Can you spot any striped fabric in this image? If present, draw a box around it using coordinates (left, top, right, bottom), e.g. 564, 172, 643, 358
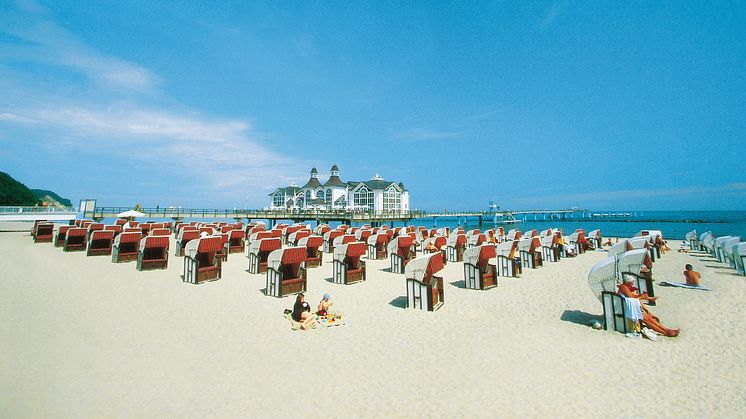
281, 247, 307, 264
105, 225, 122, 233
305, 236, 323, 248
346, 242, 366, 258
119, 232, 142, 243
88, 223, 104, 232
328, 231, 342, 241
456, 235, 467, 246
397, 236, 412, 248
67, 228, 87, 237
270, 229, 282, 238
478, 245, 496, 268
150, 228, 171, 236
426, 252, 445, 277
58, 226, 71, 234
143, 236, 170, 249
91, 230, 115, 240
342, 235, 356, 244
229, 230, 243, 239
197, 237, 223, 254
434, 237, 447, 248
260, 238, 282, 252
124, 228, 142, 234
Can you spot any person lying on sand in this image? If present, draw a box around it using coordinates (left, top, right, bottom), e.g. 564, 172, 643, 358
292, 293, 316, 330
684, 264, 701, 287
619, 276, 680, 337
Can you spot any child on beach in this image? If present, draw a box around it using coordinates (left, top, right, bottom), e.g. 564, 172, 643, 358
317, 293, 333, 316
683, 264, 702, 287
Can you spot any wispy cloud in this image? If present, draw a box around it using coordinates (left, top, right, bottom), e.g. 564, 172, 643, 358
392, 127, 465, 142
0, 0, 304, 204
537, 1, 568, 29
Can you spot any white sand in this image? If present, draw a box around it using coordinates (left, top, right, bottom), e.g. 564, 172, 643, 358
2, 232, 745, 417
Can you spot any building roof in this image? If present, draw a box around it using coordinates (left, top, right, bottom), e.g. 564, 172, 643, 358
330, 164, 339, 172
268, 185, 301, 196
323, 175, 346, 187
301, 177, 322, 189
348, 179, 403, 191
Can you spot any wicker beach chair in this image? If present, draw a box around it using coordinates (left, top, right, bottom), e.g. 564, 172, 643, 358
518, 236, 543, 269
174, 229, 200, 257
136, 235, 169, 271
388, 235, 414, 274
298, 235, 324, 268
332, 241, 367, 285
506, 229, 522, 241
721, 237, 742, 268
588, 256, 629, 334
445, 234, 467, 262
714, 236, 735, 263
463, 243, 497, 290
150, 228, 171, 237
63, 228, 88, 251
265, 247, 307, 297
33, 222, 54, 243
405, 252, 445, 311
566, 230, 586, 255
628, 237, 655, 262
540, 233, 561, 262
587, 229, 602, 249
607, 239, 633, 258
494, 240, 521, 277
332, 234, 356, 251
734, 242, 746, 276
288, 229, 311, 246
685, 230, 698, 251
112, 231, 142, 263
367, 233, 389, 260
104, 224, 122, 237
617, 249, 655, 305
86, 230, 115, 256
323, 230, 344, 253
228, 229, 245, 254
247, 237, 282, 274
54, 225, 71, 247
183, 236, 223, 284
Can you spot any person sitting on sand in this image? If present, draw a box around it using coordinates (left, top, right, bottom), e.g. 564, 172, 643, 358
619, 276, 680, 337
603, 238, 613, 247
683, 264, 701, 287
424, 240, 439, 253
292, 293, 316, 330
317, 293, 333, 316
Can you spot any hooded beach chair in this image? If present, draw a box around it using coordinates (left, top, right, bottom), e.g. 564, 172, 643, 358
607, 239, 633, 258
265, 247, 307, 297
405, 252, 445, 311
55, 225, 71, 247
587, 229, 602, 249
540, 234, 561, 262
627, 237, 654, 262
566, 231, 586, 255
63, 228, 88, 252
506, 229, 522, 241
150, 228, 171, 237
388, 235, 414, 274
112, 231, 142, 263
714, 236, 734, 263
299, 235, 324, 268
700, 232, 716, 256
616, 249, 655, 305
494, 240, 521, 277
734, 242, 746, 276
183, 236, 223, 283
247, 237, 282, 274
445, 234, 467, 262
136, 235, 170, 271
33, 222, 54, 243
333, 234, 356, 251
332, 241, 367, 285
175, 229, 200, 257
288, 230, 311, 246
314, 223, 331, 236
517, 236, 543, 269
588, 256, 630, 334
227, 229, 245, 254
246, 230, 273, 249
355, 228, 373, 243
685, 230, 698, 251
463, 243, 497, 290
467, 233, 487, 249
104, 225, 122, 236
86, 230, 115, 256
721, 237, 742, 268
367, 233, 389, 260
323, 230, 344, 253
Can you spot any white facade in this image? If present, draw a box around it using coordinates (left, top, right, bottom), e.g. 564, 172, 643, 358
268, 166, 410, 212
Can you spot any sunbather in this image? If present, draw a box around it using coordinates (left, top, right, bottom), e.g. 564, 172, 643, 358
424, 240, 439, 253
619, 276, 679, 337
683, 264, 701, 286
292, 293, 316, 330
603, 239, 613, 247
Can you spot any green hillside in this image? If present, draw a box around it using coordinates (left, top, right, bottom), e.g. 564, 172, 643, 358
0, 172, 41, 206
31, 189, 73, 207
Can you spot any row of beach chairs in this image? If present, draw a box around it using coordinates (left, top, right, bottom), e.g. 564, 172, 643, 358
687, 230, 745, 275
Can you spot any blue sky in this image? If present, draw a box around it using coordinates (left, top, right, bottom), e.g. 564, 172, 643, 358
1, 0, 744, 211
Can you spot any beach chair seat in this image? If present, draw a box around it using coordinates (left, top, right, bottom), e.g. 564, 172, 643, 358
63, 228, 88, 251
183, 236, 223, 283
136, 235, 169, 271
228, 229, 245, 254
112, 232, 142, 262
332, 242, 367, 285
518, 236, 543, 269
388, 235, 414, 274
247, 238, 282, 274
33, 222, 54, 243
495, 240, 521, 277
54, 225, 71, 247
87, 230, 115, 256
463, 244, 497, 290
299, 235, 324, 268
367, 233, 389, 260
175, 230, 200, 257
405, 252, 445, 311
445, 234, 467, 262
265, 247, 307, 297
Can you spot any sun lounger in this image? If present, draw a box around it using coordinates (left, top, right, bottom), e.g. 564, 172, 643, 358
54, 225, 71, 247
388, 235, 414, 274
265, 247, 307, 297
136, 235, 169, 271
64, 228, 88, 251
367, 233, 389, 260
332, 241, 367, 285
86, 230, 115, 256
33, 222, 54, 243
405, 252, 445, 311
183, 236, 223, 283
112, 232, 142, 262
494, 240, 520, 277
247, 237, 282, 274
463, 243, 497, 290
518, 236, 543, 269
298, 235, 324, 268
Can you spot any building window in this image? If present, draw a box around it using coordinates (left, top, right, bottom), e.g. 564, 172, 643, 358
305, 190, 311, 202
316, 190, 324, 201
296, 197, 304, 208
325, 189, 332, 206
383, 186, 401, 211
353, 187, 374, 210
273, 192, 285, 208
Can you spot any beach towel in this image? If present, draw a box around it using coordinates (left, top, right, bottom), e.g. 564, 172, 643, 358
316, 314, 346, 328
620, 295, 643, 322
659, 281, 711, 291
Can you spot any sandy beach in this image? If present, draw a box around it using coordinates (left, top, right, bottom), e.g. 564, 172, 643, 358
2, 230, 745, 417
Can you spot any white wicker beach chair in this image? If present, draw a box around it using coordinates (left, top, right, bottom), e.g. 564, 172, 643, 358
405, 252, 445, 311
332, 242, 367, 285
463, 244, 497, 290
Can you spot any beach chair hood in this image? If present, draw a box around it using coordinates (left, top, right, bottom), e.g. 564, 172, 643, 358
405, 252, 445, 283
588, 256, 619, 303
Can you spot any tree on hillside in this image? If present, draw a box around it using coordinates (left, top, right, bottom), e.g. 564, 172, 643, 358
0, 172, 42, 206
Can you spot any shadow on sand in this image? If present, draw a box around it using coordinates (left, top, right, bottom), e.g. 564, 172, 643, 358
389, 296, 408, 309
560, 309, 603, 328
449, 280, 465, 288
